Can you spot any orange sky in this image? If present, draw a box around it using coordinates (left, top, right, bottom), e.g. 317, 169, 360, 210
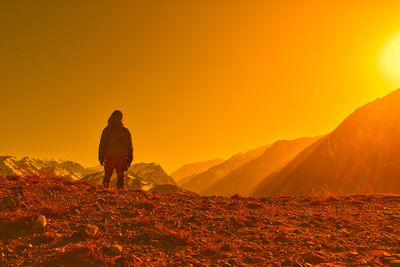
1, 1, 400, 172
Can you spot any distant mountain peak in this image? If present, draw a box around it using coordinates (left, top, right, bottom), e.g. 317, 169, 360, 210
0, 156, 96, 180
180, 144, 270, 194
170, 158, 225, 182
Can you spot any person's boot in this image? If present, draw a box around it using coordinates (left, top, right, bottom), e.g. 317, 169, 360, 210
117, 182, 124, 190
116, 178, 124, 190
103, 181, 110, 189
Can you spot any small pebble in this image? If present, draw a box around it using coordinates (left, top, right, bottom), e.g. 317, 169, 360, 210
110, 244, 123, 255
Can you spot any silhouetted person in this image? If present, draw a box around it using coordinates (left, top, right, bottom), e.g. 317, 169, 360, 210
98, 110, 133, 189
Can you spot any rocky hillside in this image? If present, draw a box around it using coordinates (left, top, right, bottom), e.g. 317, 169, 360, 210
0, 156, 96, 180
80, 163, 176, 191
254, 89, 400, 197
1, 175, 400, 266
180, 145, 269, 194
170, 159, 224, 183
202, 137, 320, 197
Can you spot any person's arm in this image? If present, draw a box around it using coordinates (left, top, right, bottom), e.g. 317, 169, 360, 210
126, 129, 134, 167
98, 129, 108, 166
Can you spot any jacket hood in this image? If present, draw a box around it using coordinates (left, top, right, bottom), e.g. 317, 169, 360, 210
108, 110, 124, 127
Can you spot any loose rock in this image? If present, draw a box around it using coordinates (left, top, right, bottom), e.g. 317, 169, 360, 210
33, 215, 47, 229
110, 244, 123, 255
84, 224, 98, 238
384, 252, 393, 257
302, 252, 324, 264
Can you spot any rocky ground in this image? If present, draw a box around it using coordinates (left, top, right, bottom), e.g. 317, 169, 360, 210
0, 176, 400, 266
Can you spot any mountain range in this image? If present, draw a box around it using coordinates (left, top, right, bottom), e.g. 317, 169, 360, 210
170, 158, 224, 183
178, 145, 269, 194
3, 89, 400, 197
201, 137, 320, 196
0, 156, 98, 180
253, 89, 400, 196
0, 156, 179, 192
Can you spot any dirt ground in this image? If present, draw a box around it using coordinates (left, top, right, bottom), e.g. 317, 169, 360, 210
0, 175, 399, 266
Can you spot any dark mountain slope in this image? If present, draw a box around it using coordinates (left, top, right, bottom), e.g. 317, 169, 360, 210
181, 145, 269, 194
170, 159, 224, 183
254, 89, 400, 196
202, 137, 320, 196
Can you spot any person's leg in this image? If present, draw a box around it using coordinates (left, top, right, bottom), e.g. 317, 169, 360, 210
116, 170, 125, 190
103, 159, 115, 189
116, 156, 127, 190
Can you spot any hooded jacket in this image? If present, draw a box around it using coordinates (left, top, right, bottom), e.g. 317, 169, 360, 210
98, 113, 134, 164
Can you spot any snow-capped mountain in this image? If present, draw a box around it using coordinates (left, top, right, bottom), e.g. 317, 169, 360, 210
0, 156, 98, 180
80, 162, 177, 190
0, 156, 180, 192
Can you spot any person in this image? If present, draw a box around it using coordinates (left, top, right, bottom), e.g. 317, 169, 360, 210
98, 110, 133, 189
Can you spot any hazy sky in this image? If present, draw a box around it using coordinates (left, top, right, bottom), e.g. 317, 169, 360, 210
1, 1, 400, 172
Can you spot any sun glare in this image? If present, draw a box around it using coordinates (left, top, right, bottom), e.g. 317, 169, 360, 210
380, 32, 400, 83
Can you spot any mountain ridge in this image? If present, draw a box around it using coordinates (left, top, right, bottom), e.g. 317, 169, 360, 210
0, 156, 180, 192
0, 156, 97, 180
170, 158, 225, 183
201, 137, 320, 196
253, 88, 400, 196
180, 145, 269, 194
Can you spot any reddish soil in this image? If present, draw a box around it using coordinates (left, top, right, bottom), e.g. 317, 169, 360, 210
0, 176, 400, 266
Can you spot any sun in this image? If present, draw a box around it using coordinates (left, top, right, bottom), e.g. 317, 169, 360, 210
380, 32, 400, 83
